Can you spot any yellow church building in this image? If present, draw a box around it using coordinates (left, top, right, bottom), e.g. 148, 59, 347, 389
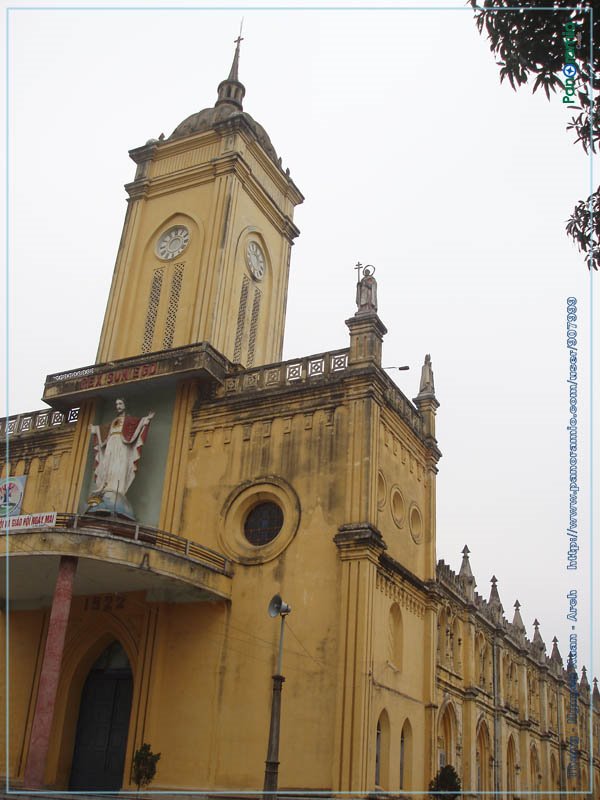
2, 41, 599, 797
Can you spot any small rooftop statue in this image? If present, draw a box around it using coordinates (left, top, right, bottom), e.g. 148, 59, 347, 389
419, 354, 435, 395
355, 263, 378, 315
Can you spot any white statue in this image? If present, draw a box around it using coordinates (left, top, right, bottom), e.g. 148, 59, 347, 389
418, 354, 435, 395
355, 270, 378, 314
88, 398, 154, 517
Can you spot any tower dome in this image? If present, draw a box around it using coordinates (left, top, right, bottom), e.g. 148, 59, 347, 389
169, 36, 279, 164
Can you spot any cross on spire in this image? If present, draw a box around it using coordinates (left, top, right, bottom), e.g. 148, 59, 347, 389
235, 19, 244, 48
216, 30, 246, 110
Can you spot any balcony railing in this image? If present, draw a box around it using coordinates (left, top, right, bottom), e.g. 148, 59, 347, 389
219, 349, 350, 396
0, 407, 80, 437
29, 513, 233, 577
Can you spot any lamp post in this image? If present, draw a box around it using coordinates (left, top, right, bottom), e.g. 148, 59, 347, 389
263, 594, 291, 800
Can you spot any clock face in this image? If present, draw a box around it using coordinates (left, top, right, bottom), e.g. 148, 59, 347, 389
156, 226, 190, 260
246, 241, 265, 280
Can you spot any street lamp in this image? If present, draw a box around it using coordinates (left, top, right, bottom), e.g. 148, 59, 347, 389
263, 594, 291, 800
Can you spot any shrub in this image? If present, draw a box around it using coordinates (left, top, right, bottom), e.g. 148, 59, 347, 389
132, 742, 161, 791
429, 764, 461, 799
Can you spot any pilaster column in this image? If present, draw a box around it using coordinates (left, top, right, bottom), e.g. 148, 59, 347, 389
23, 556, 78, 788
332, 524, 386, 794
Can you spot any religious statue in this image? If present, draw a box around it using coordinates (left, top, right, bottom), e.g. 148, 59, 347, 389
418, 354, 435, 396
86, 398, 155, 519
355, 264, 378, 314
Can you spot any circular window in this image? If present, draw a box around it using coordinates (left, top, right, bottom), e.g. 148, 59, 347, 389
219, 477, 300, 565
390, 486, 406, 528
409, 503, 423, 544
244, 502, 283, 546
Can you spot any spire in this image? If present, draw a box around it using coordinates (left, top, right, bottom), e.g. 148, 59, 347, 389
567, 649, 576, 673
216, 31, 246, 110
593, 677, 599, 707
459, 545, 474, 579
511, 599, 526, 638
228, 29, 242, 81
550, 636, 563, 667
531, 618, 546, 661
458, 545, 476, 601
488, 575, 504, 623
413, 352, 440, 442
580, 665, 590, 690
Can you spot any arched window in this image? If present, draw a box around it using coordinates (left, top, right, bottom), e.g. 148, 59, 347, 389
503, 656, 513, 706
527, 670, 539, 720
388, 603, 403, 670
399, 718, 413, 790
437, 703, 457, 768
506, 735, 517, 796
375, 710, 390, 789
550, 753, 559, 791
476, 633, 491, 691
452, 617, 462, 673
375, 721, 381, 787
438, 608, 448, 667
530, 745, 541, 790
476, 719, 491, 791
400, 728, 405, 788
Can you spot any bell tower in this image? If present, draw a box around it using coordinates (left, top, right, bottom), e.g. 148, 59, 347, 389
96, 38, 303, 367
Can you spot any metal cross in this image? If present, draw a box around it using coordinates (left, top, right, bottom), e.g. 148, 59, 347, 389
235, 18, 244, 46
354, 261, 364, 280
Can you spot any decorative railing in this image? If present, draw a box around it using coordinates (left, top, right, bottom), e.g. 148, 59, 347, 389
34, 512, 233, 577
0, 407, 80, 437
220, 349, 349, 396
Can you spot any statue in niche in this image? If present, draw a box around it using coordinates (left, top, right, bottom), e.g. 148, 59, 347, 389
86, 398, 155, 519
355, 264, 378, 314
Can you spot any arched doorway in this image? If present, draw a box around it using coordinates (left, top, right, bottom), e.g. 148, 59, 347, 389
69, 641, 133, 790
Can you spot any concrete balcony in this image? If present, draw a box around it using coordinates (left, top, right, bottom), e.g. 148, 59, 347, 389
2, 513, 233, 609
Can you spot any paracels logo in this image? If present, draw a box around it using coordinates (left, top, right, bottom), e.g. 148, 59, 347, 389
0, 478, 26, 516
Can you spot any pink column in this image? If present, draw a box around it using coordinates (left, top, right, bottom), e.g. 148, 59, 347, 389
23, 556, 78, 789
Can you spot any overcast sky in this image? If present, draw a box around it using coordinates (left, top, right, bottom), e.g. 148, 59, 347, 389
2, 2, 598, 675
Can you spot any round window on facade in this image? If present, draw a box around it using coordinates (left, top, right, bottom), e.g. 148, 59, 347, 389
409, 504, 424, 544
244, 502, 284, 546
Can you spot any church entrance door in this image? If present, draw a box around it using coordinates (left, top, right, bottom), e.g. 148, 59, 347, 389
69, 641, 133, 791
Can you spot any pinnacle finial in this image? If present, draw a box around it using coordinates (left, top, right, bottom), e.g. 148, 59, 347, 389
458, 545, 474, 584
216, 31, 246, 110
229, 20, 244, 81
550, 636, 563, 666
512, 600, 525, 634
